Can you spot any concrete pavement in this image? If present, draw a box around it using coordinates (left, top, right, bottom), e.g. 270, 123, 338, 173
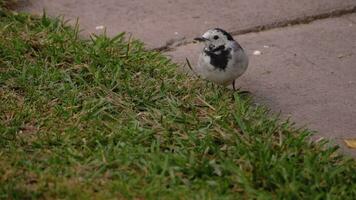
17, 1, 356, 156
18, 0, 356, 49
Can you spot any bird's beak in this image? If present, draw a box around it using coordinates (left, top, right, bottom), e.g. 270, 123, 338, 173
194, 37, 208, 42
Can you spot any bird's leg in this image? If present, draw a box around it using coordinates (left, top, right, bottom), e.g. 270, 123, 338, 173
232, 80, 236, 91
232, 80, 251, 95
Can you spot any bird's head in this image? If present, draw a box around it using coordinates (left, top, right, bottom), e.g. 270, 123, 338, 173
194, 28, 235, 51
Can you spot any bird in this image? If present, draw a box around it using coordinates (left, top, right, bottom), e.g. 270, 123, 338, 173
193, 28, 248, 91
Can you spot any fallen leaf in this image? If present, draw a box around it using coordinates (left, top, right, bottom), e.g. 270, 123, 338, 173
337, 53, 352, 59
344, 139, 356, 149
338, 54, 345, 59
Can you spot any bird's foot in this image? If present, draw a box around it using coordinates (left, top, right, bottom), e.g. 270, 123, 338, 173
231, 80, 250, 95
236, 90, 251, 95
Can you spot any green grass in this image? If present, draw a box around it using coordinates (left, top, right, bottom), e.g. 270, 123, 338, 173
0, 8, 356, 200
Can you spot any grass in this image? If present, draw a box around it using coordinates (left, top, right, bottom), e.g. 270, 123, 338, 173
0, 6, 356, 200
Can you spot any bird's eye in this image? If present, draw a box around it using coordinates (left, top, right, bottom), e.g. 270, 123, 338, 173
213, 35, 219, 40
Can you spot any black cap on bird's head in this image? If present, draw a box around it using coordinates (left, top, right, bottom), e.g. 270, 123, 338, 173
212, 28, 234, 41
194, 28, 235, 51
194, 28, 234, 43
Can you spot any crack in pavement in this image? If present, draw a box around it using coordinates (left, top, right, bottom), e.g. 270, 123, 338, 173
154, 5, 356, 53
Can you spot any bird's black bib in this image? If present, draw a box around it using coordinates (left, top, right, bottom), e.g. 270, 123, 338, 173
204, 45, 232, 71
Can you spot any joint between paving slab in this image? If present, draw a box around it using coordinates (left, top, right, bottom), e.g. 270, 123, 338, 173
154, 5, 356, 52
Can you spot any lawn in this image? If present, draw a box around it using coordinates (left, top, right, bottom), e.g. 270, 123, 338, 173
0, 4, 356, 200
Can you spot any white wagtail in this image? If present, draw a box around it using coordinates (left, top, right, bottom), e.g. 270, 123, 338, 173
193, 28, 248, 90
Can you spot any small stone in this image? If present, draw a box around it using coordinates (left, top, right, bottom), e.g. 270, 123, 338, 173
95, 25, 105, 30
262, 70, 271, 75
253, 50, 262, 55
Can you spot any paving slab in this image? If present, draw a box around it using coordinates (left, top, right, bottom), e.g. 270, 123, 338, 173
17, 0, 356, 49
166, 14, 356, 157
